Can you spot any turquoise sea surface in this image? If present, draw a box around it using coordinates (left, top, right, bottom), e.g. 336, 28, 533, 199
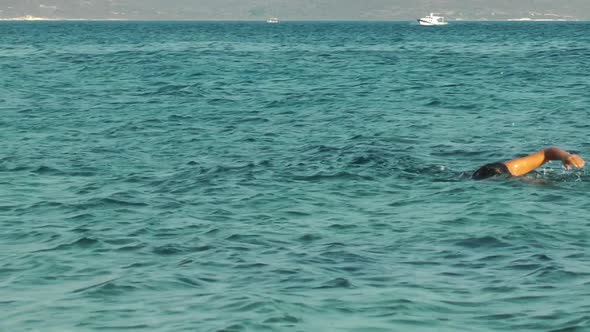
1, 21, 590, 331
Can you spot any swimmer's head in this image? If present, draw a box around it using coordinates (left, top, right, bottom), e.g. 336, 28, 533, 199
472, 162, 510, 180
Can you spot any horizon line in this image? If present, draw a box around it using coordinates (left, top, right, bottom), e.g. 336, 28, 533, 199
0, 18, 587, 22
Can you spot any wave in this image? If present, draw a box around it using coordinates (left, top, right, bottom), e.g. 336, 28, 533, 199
315, 277, 353, 289
35, 237, 100, 252
454, 236, 511, 249
292, 171, 374, 182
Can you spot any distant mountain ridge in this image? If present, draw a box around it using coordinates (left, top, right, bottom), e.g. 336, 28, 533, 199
1, 0, 589, 20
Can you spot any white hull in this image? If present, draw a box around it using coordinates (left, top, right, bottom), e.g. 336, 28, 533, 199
418, 19, 448, 26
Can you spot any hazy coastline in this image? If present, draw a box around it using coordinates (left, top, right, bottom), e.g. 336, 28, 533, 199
0, 15, 583, 22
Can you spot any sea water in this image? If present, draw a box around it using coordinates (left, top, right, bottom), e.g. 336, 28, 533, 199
1, 21, 590, 331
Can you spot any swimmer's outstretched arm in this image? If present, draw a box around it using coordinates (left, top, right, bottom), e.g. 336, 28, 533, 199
504, 147, 585, 176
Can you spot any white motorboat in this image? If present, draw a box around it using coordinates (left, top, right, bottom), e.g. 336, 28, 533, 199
266, 17, 280, 24
417, 13, 448, 26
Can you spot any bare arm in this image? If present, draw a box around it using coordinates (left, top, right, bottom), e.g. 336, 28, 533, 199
504, 147, 585, 177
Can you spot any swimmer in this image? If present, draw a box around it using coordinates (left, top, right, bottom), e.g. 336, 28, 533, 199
473, 147, 585, 180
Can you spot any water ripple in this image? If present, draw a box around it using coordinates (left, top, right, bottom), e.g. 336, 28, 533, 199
1, 21, 589, 332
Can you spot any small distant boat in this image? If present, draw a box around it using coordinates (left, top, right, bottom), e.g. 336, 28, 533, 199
266, 17, 280, 24
417, 13, 448, 26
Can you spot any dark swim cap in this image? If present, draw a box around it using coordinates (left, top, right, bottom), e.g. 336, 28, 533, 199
472, 162, 510, 180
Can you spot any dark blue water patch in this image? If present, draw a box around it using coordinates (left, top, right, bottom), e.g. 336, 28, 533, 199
33, 237, 101, 253
292, 171, 374, 182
